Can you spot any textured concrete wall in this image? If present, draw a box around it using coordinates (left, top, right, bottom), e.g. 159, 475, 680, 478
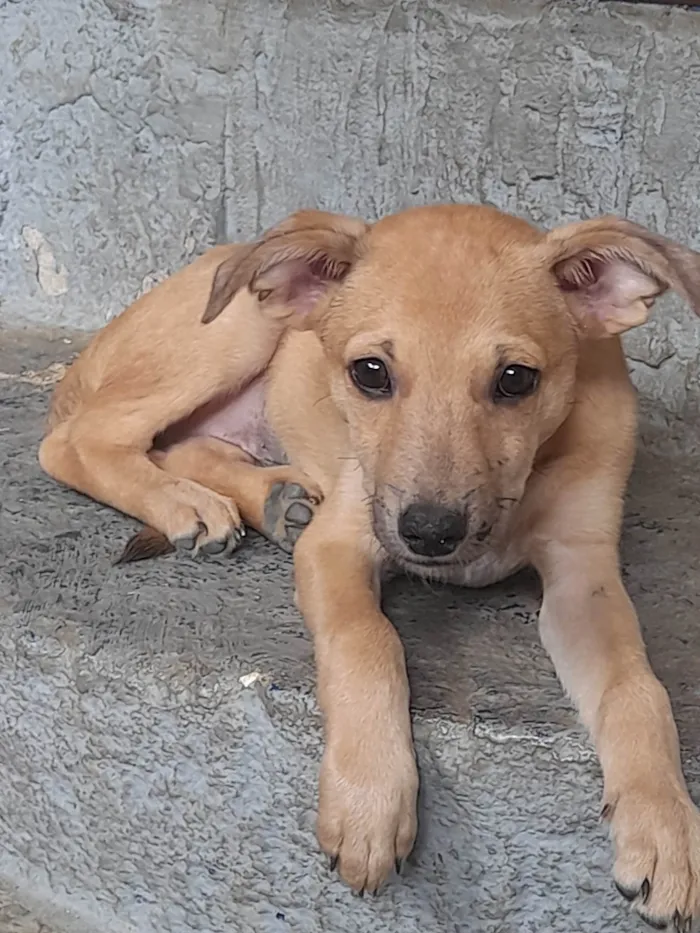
1, 0, 700, 416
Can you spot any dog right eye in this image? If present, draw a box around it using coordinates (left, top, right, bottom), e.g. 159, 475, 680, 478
348, 357, 393, 399
493, 363, 540, 402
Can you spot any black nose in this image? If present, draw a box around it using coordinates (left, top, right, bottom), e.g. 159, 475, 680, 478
398, 502, 467, 558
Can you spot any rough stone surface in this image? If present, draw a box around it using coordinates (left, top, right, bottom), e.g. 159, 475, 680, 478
2, 0, 700, 414
1, 331, 699, 932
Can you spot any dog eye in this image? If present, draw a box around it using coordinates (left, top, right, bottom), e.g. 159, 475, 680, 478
494, 364, 540, 401
349, 357, 393, 398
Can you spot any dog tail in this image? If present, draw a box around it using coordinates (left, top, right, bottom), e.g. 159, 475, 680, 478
115, 526, 175, 565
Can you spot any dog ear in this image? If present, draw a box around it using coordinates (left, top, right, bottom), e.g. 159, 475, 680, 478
544, 217, 700, 338
202, 211, 368, 324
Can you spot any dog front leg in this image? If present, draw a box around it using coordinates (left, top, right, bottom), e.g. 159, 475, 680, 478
535, 542, 700, 929
294, 482, 418, 894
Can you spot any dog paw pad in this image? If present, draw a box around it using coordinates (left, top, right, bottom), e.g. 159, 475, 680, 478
263, 482, 317, 552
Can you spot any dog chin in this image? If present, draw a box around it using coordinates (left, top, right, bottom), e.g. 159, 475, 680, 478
378, 539, 464, 580
396, 554, 457, 573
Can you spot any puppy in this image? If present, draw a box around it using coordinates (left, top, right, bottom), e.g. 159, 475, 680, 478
41, 204, 700, 927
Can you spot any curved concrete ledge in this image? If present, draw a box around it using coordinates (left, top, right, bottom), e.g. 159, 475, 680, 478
0, 331, 698, 932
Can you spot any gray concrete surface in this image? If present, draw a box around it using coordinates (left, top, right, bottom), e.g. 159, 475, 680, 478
2, 0, 700, 415
1, 331, 700, 932
3, 0, 700, 930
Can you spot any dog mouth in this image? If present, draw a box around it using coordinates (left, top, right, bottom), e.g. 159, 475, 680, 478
393, 554, 462, 576
391, 549, 460, 568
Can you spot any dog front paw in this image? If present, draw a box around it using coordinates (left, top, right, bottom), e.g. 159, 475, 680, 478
605, 783, 700, 929
317, 734, 418, 895
262, 477, 322, 552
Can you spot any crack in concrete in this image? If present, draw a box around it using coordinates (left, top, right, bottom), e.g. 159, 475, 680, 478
627, 351, 677, 371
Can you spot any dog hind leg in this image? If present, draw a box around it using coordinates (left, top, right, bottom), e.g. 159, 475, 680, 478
40, 407, 244, 560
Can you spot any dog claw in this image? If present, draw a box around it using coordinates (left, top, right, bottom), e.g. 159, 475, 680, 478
329, 855, 338, 873
638, 913, 668, 931
615, 881, 638, 902
640, 878, 651, 905
174, 522, 207, 552
600, 802, 614, 822
395, 858, 404, 876
198, 524, 245, 558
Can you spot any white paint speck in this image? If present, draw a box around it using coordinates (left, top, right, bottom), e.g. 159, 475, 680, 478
137, 270, 168, 299
239, 671, 263, 688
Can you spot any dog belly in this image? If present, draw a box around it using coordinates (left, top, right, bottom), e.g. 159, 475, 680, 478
155, 374, 288, 466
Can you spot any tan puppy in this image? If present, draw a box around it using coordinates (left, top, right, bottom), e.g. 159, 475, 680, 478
41, 205, 700, 927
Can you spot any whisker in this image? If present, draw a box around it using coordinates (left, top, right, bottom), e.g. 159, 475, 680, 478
417, 573, 441, 594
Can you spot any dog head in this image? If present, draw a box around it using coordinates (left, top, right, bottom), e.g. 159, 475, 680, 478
205, 204, 700, 572
312, 204, 700, 571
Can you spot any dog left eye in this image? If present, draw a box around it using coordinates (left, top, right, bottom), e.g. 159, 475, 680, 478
349, 357, 393, 398
494, 364, 540, 401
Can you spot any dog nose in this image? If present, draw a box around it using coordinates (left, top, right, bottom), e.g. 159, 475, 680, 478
398, 502, 467, 557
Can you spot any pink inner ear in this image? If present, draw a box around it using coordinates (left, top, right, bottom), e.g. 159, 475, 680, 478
265, 255, 350, 317
596, 259, 659, 307
287, 274, 332, 315
556, 253, 661, 334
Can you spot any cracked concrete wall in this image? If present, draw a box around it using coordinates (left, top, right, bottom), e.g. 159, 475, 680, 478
1, 0, 700, 416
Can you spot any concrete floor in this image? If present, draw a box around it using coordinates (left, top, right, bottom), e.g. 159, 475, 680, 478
1, 330, 699, 933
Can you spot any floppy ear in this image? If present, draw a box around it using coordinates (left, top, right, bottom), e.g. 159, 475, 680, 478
544, 217, 700, 338
202, 210, 368, 324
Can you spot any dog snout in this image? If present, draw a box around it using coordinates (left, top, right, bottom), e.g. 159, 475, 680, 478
397, 502, 467, 558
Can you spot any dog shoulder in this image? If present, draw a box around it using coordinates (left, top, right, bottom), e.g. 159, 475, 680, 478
533, 336, 638, 495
